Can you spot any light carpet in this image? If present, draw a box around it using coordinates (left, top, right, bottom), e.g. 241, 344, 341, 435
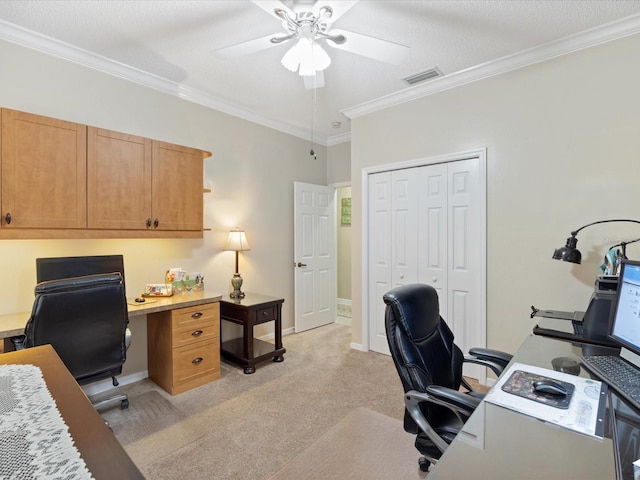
268, 407, 427, 480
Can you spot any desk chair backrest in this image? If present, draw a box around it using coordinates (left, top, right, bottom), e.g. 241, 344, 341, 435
383, 283, 464, 432
24, 273, 128, 385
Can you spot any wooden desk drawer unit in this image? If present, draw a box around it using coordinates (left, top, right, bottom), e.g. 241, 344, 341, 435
147, 302, 220, 395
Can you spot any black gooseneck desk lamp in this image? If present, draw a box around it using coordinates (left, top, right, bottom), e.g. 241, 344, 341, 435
552, 219, 640, 264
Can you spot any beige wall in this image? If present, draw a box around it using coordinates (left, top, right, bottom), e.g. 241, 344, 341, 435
0, 40, 327, 377
336, 186, 352, 300
350, 33, 640, 353
327, 141, 351, 184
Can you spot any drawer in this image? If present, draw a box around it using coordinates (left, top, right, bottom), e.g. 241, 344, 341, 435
254, 305, 277, 324
174, 340, 220, 386
172, 303, 219, 330
172, 322, 219, 348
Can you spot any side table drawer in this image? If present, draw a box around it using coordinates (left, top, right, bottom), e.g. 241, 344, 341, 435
174, 340, 220, 389
255, 305, 277, 324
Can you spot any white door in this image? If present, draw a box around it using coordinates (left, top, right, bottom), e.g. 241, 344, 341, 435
368, 155, 486, 382
368, 172, 392, 354
368, 169, 420, 354
294, 182, 336, 332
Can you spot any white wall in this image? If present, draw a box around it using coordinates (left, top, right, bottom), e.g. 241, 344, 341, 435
350, 33, 640, 353
0, 40, 327, 376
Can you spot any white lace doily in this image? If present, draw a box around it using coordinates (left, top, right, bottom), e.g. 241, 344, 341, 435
0, 364, 93, 479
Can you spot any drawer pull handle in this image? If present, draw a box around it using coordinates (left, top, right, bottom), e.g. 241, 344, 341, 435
192, 357, 203, 365
192, 329, 203, 337
191, 312, 203, 319
263, 311, 268, 316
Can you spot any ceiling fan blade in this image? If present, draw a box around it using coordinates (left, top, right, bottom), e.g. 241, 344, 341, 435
327, 29, 410, 65
212, 33, 281, 59
250, 0, 295, 21
313, 1, 359, 23
303, 71, 325, 90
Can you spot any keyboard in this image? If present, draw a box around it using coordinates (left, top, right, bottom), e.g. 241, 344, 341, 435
581, 355, 640, 411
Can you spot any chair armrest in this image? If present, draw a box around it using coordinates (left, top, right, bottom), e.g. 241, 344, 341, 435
425, 385, 481, 413
404, 388, 480, 454
466, 348, 513, 375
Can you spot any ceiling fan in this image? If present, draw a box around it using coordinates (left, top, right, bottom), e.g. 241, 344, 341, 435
213, 0, 410, 88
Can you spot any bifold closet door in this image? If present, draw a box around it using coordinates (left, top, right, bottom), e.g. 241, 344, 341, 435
368, 158, 483, 372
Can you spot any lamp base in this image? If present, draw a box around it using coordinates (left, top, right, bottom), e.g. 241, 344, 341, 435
230, 273, 245, 299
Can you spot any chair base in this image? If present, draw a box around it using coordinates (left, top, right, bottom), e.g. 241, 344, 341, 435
418, 456, 431, 472
89, 389, 129, 411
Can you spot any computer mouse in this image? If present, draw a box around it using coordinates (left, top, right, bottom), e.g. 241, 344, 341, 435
533, 380, 568, 396
134, 297, 146, 303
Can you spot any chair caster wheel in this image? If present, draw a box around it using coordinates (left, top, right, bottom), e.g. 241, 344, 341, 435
120, 398, 129, 409
418, 457, 430, 472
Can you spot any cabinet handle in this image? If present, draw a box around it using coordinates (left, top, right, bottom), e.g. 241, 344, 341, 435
263, 311, 268, 316
192, 357, 203, 364
191, 312, 203, 319
146, 218, 152, 228
154, 218, 159, 228
5, 213, 11, 225
192, 329, 203, 337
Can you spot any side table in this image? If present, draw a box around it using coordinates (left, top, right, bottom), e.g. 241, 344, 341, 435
219, 293, 285, 374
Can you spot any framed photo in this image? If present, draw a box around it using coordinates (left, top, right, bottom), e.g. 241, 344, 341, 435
341, 197, 351, 225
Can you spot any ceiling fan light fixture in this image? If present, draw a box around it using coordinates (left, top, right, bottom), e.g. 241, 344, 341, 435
281, 37, 331, 76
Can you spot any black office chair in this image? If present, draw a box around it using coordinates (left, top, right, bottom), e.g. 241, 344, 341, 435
24, 273, 131, 410
383, 283, 512, 472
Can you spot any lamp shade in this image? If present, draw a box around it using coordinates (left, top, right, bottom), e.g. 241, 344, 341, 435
225, 229, 250, 252
552, 235, 582, 264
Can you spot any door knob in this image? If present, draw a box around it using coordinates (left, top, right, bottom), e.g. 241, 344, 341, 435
433, 277, 438, 282
297, 262, 307, 267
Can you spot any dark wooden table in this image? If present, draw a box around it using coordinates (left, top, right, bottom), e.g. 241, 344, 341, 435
0, 345, 144, 479
219, 293, 285, 374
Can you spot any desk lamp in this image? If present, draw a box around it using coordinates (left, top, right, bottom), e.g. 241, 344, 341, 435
225, 228, 250, 299
552, 219, 640, 264
607, 237, 640, 260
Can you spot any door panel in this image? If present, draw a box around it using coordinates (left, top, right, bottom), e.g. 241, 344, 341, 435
294, 182, 336, 332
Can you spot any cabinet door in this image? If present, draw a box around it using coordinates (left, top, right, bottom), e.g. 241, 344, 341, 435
151, 141, 203, 231
87, 127, 152, 230
1, 109, 87, 229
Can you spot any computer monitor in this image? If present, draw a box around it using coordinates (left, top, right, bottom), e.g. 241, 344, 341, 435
36, 254, 126, 293
609, 259, 640, 367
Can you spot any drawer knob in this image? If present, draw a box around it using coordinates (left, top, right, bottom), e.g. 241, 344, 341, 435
263, 311, 268, 316
192, 357, 203, 365
192, 329, 203, 337
192, 312, 203, 319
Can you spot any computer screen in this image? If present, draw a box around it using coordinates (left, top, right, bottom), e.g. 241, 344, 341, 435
610, 259, 640, 359
36, 254, 126, 293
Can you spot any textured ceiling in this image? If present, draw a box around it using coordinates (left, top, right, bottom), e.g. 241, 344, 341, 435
1, 0, 640, 144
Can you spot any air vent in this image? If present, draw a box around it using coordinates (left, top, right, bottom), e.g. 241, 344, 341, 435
403, 67, 443, 85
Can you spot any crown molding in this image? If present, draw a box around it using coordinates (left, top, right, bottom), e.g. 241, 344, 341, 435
0, 20, 325, 145
342, 14, 640, 120
326, 131, 351, 146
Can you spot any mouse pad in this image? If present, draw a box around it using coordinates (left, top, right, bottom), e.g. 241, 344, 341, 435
501, 370, 575, 409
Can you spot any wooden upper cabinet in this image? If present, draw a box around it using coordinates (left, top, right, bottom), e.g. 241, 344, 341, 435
1, 109, 87, 229
151, 141, 203, 232
87, 127, 152, 230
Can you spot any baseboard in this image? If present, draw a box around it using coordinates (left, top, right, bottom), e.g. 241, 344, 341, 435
257, 327, 295, 341
350, 342, 365, 351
